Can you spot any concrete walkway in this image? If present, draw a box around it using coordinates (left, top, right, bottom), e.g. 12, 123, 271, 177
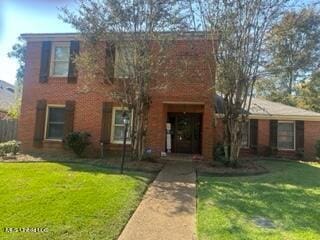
118, 161, 197, 240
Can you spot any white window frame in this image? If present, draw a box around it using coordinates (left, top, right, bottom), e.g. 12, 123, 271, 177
50, 42, 70, 77
241, 120, 250, 148
44, 104, 66, 141
277, 121, 296, 150
110, 107, 132, 144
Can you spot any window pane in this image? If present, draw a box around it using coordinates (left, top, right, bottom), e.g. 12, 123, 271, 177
278, 122, 294, 149
55, 46, 70, 61
53, 61, 69, 76
115, 46, 135, 78
114, 110, 131, 125
49, 108, 65, 122
241, 122, 249, 147
114, 126, 125, 141
47, 123, 64, 139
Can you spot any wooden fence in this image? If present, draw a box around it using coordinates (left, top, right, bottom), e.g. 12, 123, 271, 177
0, 119, 18, 142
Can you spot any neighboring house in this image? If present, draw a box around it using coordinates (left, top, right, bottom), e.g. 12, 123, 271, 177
19, 33, 320, 160
0, 80, 15, 119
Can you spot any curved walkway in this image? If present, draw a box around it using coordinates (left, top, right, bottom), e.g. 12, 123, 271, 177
118, 161, 197, 240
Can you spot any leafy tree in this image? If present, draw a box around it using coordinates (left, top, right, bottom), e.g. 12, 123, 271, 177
60, 0, 186, 160
257, 7, 320, 99
7, 37, 26, 119
191, 0, 288, 165
296, 71, 320, 112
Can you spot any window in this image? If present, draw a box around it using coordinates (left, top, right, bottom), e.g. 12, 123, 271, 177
45, 106, 65, 140
51, 43, 70, 77
277, 121, 295, 150
111, 108, 132, 144
114, 45, 136, 78
241, 121, 250, 147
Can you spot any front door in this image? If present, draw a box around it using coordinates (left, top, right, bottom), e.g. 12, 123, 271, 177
168, 113, 202, 154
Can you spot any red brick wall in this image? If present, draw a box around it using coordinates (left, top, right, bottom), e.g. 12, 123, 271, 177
19, 38, 216, 159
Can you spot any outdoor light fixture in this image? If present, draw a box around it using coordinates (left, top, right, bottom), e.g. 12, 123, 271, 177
120, 111, 129, 174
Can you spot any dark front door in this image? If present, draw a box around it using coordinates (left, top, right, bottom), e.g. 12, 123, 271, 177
168, 113, 202, 154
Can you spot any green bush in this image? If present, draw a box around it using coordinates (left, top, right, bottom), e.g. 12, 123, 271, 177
315, 140, 320, 160
0, 140, 20, 156
65, 132, 91, 157
213, 143, 230, 166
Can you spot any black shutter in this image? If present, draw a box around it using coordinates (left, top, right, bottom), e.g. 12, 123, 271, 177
33, 99, 47, 147
250, 119, 258, 150
105, 42, 116, 83
64, 100, 75, 138
269, 120, 278, 149
295, 121, 304, 151
100, 102, 113, 143
39, 41, 51, 83
68, 41, 80, 84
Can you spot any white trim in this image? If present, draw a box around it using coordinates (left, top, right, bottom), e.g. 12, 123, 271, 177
215, 113, 320, 121
110, 107, 132, 144
277, 120, 296, 151
44, 104, 66, 141
50, 42, 70, 77
163, 101, 205, 105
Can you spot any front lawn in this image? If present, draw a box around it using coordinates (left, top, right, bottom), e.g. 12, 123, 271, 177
0, 162, 152, 240
197, 160, 320, 240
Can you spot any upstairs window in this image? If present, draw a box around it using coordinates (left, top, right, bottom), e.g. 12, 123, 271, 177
278, 121, 295, 150
114, 45, 136, 78
51, 43, 70, 77
45, 106, 65, 140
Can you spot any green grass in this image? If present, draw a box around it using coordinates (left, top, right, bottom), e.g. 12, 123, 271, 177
0, 162, 152, 240
197, 160, 320, 240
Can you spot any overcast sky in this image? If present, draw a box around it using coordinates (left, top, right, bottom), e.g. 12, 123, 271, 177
0, 0, 317, 86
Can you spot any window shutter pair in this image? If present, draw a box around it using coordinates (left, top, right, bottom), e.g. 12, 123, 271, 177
33, 100, 75, 147
100, 102, 113, 144
39, 41, 80, 83
105, 42, 116, 84
249, 119, 258, 151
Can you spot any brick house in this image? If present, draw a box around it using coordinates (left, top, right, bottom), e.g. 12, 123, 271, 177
19, 33, 320, 160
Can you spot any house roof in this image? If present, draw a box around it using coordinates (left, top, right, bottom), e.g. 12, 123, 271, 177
215, 96, 320, 121
0, 80, 15, 113
21, 31, 215, 42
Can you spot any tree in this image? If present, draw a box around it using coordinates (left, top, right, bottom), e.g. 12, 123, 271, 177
256, 7, 320, 100
296, 71, 320, 113
60, 0, 186, 160
7, 36, 26, 119
191, 0, 288, 165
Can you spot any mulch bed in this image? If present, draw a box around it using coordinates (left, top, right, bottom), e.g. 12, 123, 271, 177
0, 153, 165, 173
194, 159, 269, 176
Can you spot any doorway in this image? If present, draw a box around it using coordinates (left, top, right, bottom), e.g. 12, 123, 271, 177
167, 113, 202, 154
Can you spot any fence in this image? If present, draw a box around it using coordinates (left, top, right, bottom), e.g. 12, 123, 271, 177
0, 119, 18, 142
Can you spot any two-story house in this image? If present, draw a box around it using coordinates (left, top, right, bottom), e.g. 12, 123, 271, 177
19, 32, 320, 160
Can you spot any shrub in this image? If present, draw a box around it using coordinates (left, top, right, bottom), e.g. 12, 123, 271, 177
0, 140, 20, 156
213, 143, 230, 166
65, 132, 91, 157
315, 140, 320, 160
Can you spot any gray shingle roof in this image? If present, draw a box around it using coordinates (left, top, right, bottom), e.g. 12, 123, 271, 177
0, 80, 15, 112
215, 96, 320, 119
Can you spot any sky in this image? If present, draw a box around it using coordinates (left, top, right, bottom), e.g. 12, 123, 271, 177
0, 0, 317, 86
0, 0, 76, 85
